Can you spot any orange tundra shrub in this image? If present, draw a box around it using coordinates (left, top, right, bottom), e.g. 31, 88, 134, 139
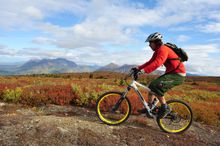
47, 84, 77, 105
191, 102, 220, 126
0, 83, 18, 99
20, 85, 51, 106
197, 86, 220, 92
20, 84, 78, 106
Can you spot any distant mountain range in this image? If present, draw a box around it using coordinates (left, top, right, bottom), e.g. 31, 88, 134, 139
0, 58, 99, 75
0, 58, 197, 76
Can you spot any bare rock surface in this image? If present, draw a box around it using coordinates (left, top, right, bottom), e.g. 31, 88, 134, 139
0, 102, 219, 146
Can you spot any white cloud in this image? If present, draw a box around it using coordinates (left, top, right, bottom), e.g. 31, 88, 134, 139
0, 44, 7, 50
169, 26, 193, 32
184, 44, 220, 75
0, 0, 88, 29
32, 37, 55, 45
176, 35, 190, 42
35, 20, 135, 49
186, 44, 219, 56
17, 47, 68, 59
207, 38, 220, 42
10, 45, 153, 66
23, 6, 43, 20
32, 0, 220, 49
200, 23, 220, 33
1, 0, 220, 29
1, 0, 220, 76
0, 45, 17, 56
0, 50, 15, 56
1, 0, 220, 46
70, 47, 154, 66
186, 64, 220, 76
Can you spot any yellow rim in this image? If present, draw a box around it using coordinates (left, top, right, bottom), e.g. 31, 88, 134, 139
159, 102, 192, 133
97, 93, 130, 125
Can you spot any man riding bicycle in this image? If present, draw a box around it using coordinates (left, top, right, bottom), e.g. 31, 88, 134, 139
133, 32, 186, 119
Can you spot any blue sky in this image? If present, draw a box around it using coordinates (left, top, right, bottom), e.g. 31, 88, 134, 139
0, 0, 220, 76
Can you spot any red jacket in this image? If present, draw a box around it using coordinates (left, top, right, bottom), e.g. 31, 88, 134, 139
138, 45, 186, 74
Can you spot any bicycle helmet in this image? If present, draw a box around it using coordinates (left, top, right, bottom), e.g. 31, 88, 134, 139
145, 32, 163, 42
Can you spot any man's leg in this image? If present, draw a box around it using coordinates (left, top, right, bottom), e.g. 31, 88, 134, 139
149, 93, 168, 107
148, 92, 155, 103
157, 95, 170, 118
157, 95, 166, 105
148, 74, 185, 118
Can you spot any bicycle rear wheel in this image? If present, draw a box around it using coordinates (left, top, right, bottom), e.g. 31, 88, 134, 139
157, 99, 193, 134
96, 91, 131, 125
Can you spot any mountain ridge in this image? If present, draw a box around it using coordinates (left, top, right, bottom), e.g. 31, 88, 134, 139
0, 58, 198, 76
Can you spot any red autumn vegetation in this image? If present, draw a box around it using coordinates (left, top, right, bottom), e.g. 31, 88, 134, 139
0, 72, 219, 126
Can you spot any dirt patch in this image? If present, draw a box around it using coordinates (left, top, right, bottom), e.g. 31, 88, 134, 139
0, 102, 219, 146
113, 126, 206, 146
77, 128, 118, 146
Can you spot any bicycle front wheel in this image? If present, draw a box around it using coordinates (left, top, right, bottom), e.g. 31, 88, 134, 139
157, 99, 193, 134
96, 91, 131, 125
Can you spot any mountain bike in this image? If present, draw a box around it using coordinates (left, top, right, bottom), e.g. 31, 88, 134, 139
96, 69, 193, 134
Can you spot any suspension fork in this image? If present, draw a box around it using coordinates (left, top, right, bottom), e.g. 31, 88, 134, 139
112, 86, 131, 112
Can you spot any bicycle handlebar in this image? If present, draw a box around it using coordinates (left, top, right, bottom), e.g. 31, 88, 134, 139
124, 69, 139, 85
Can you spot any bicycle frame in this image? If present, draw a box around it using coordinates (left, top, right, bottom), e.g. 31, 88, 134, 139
96, 71, 193, 133
122, 80, 159, 117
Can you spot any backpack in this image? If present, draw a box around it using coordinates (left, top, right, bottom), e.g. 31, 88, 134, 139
164, 42, 188, 74
164, 42, 188, 62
